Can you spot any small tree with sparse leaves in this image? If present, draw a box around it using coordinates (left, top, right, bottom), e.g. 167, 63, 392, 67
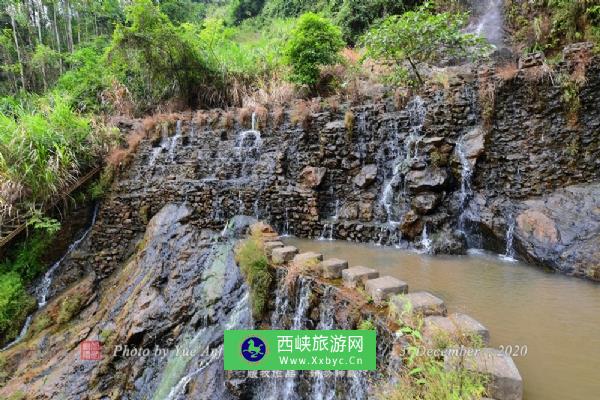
362, 2, 492, 85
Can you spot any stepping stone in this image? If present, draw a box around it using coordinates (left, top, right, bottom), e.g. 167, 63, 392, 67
390, 291, 447, 317
445, 348, 523, 400
424, 313, 490, 345
320, 258, 349, 279
271, 246, 299, 265
342, 266, 379, 288
264, 241, 284, 256
292, 252, 323, 268
364, 276, 408, 304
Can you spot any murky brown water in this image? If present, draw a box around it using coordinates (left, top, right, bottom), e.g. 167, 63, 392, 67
285, 238, 600, 400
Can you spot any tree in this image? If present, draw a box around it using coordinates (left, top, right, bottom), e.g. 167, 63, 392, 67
362, 2, 492, 85
284, 12, 344, 91
228, 0, 265, 24
106, 0, 217, 111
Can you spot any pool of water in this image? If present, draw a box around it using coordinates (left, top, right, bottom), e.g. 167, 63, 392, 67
284, 238, 600, 400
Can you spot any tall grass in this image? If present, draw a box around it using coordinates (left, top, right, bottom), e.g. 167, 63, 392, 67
0, 93, 116, 216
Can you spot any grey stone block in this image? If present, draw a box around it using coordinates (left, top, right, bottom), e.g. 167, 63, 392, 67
271, 246, 299, 265
342, 266, 379, 288
391, 291, 447, 317
364, 276, 408, 304
445, 348, 523, 400
424, 313, 490, 345
264, 241, 284, 256
291, 251, 323, 267
320, 258, 349, 279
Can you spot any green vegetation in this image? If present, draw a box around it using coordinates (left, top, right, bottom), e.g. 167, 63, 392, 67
362, 2, 492, 85
379, 300, 488, 400
235, 234, 273, 318
358, 318, 375, 330
57, 293, 83, 324
506, 0, 600, 53
285, 13, 344, 90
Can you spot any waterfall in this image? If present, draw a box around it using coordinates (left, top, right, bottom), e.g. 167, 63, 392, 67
281, 279, 311, 400
236, 112, 263, 177
380, 97, 426, 224
456, 138, 473, 233
2, 204, 100, 350
37, 203, 99, 307
420, 225, 432, 254
282, 206, 290, 237
167, 120, 182, 162
311, 288, 336, 400
467, 0, 504, 47
501, 218, 517, 262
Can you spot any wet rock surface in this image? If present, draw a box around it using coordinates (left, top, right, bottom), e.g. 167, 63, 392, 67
0, 204, 252, 399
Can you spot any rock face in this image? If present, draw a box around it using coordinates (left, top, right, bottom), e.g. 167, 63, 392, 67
0, 204, 252, 399
467, 183, 600, 279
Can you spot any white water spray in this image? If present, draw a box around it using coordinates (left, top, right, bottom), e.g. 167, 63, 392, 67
467, 0, 504, 47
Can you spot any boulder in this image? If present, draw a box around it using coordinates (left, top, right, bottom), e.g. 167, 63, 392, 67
516, 209, 559, 246
353, 164, 378, 188
298, 166, 326, 189
400, 210, 424, 240
412, 193, 441, 215
459, 126, 485, 166
406, 168, 449, 192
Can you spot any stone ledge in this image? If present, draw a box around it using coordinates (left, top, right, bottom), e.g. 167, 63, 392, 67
390, 291, 447, 317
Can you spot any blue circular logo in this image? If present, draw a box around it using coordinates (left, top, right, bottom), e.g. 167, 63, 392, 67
241, 336, 266, 362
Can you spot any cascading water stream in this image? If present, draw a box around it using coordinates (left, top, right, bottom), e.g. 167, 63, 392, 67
281, 279, 311, 400
420, 225, 432, 254
167, 120, 182, 162
380, 96, 426, 226
467, 0, 504, 47
2, 203, 100, 351
456, 138, 473, 234
501, 218, 517, 262
312, 287, 336, 400
236, 112, 263, 178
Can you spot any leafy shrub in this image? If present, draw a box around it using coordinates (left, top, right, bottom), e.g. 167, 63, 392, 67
334, 0, 409, 44
55, 40, 111, 113
285, 13, 345, 90
0, 272, 36, 345
235, 237, 273, 318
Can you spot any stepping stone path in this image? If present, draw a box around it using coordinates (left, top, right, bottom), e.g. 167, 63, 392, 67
365, 276, 408, 304
267, 233, 521, 400
424, 313, 490, 345
271, 246, 298, 265
391, 291, 447, 317
445, 348, 523, 400
342, 266, 379, 288
264, 241, 284, 256
320, 258, 348, 278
